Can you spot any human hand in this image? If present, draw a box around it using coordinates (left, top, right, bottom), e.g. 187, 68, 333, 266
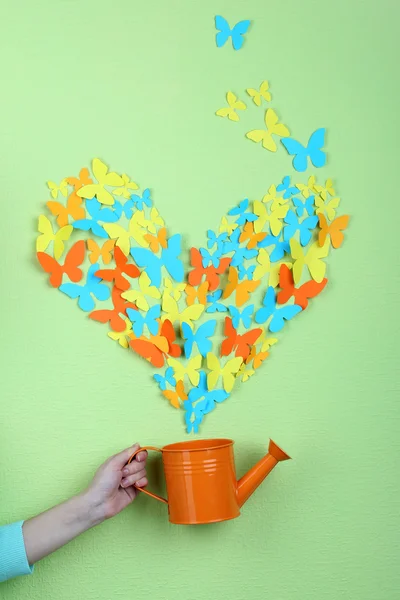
83, 443, 148, 523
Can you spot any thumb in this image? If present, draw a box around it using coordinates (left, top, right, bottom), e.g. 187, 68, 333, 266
110, 443, 140, 469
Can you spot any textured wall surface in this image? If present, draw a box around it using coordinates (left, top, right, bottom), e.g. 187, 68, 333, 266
1, 1, 399, 598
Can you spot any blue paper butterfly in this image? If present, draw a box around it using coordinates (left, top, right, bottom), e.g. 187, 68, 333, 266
292, 195, 315, 217
255, 287, 302, 333
206, 290, 228, 313
113, 199, 135, 220
153, 366, 176, 391
73, 198, 119, 238
184, 371, 229, 433
182, 320, 217, 358
130, 188, 152, 210
238, 264, 255, 280
199, 247, 222, 268
207, 230, 227, 250
215, 15, 251, 51
227, 199, 257, 226
126, 304, 161, 337
130, 234, 184, 287
229, 304, 254, 329
281, 128, 326, 172
276, 176, 298, 199
59, 263, 110, 311
258, 235, 290, 262
223, 228, 258, 267
283, 210, 319, 246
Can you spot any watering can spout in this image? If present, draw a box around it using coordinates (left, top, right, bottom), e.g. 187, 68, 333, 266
236, 439, 291, 508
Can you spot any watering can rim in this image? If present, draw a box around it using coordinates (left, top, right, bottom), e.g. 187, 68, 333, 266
162, 438, 233, 453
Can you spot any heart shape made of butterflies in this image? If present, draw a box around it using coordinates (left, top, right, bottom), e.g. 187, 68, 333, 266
36, 158, 349, 433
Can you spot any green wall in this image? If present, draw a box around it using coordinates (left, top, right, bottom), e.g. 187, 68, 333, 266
1, 0, 399, 598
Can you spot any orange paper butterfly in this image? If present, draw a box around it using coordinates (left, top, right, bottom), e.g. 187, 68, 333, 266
95, 246, 140, 291
188, 248, 231, 292
245, 345, 269, 369
239, 222, 267, 249
222, 266, 261, 307
318, 214, 350, 249
185, 282, 209, 306
143, 227, 168, 252
162, 380, 188, 408
46, 194, 85, 227
87, 239, 115, 265
221, 317, 263, 360
37, 240, 85, 288
129, 319, 181, 368
277, 264, 327, 310
89, 286, 137, 332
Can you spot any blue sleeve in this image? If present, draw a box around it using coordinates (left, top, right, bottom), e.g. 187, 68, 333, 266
0, 521, 34, 583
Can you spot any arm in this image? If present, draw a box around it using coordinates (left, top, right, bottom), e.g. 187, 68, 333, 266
1, 443, 147, 579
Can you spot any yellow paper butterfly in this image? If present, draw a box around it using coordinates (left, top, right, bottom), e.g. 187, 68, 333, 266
164, 278, 187, 302
47, 178, 68, 199
103, 212, 150, 255
112, 173, 139, 199
77, 158, 124, 205
161, 293, 204, 328
219, 216, 238, 235
185, 282, 209, 306
137, 208, 164, 233
257, 332, 278, 353
122, 272, 161, 311
237, 363, 255, 382
206, 353, 243, 393
108, 318, 132, 349
245, 108, 290, 152
246, 80, 271, 106
262, 184, 287, 211
295, 176, 317, 199
253, 249, 291, 288
315, 195, 341, 221
162, 380, 188, 409
86, 239, 115, 265
314, 178, 335, 200
253, 200, 289, 235
290, 239, 329, 284
215, 91, 247, 122
167, 356, 202, 386
36, 215, 73, 260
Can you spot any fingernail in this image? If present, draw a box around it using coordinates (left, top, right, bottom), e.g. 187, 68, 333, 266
123, 467, 129, 475
121, 479, 127, 487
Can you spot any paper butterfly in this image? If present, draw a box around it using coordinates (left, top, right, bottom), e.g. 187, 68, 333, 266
289, 239, 329, 284
47, 179, 68, 198
221, 317, 262, 360
277, 176, 298, 199
216, 92, 247, 121
77, 158, 124, 205
122, 271, 161, 311
283, 210, 319, 246
182, 320, 217, 358
206, 353, 243, 392
255, 286, 302, 333
112, 174, 139, 199
229, 304, 254, 329
37, 240, 85, 288
281, 128, 326, 172
126, 304, 161, 337
154, 366, 176, 391
90, 286, 137, 332
277, 264, 327, 310
318, 214, 349, 249
36, 215, 73, 261
215, 15, 251, 50
130, 188, 152, 210
131, 234, 184, 287
168, 355, 203, 386
246, 109, 290, 152
292, 195, 315, 217
73, 198, 119, 239
246, 80, 271, 106
59, 263, 110, 312
47, 193, 85, 227
206, 290, 228, 313
87, 239, 115, 265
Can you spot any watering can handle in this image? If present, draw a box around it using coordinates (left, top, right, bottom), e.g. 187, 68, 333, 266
127, 446, 168, 505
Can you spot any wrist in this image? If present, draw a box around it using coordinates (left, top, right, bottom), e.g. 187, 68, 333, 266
76, 490, 107, 528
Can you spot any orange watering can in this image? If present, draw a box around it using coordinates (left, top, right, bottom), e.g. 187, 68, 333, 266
128, 438, 290, 525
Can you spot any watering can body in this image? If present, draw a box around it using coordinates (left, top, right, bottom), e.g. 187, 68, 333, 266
128, 438, 290, 525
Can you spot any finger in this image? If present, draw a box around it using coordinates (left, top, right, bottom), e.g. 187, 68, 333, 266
122, 486, 137, 501
121, 469, 147, 488
109, 443, 140, 469
135, 450, 148, 463
135, 476, 148, 488
122, 460, 146, 477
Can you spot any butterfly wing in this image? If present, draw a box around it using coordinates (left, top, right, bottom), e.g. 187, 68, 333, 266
307, 241, 329, 282
37, 252, 62, 287
221, 317, 237, 357
182, 321, 195, 358
281, 138, 308, 172
162, 234, 184, 283
130, 247, 162, 287
235, 328, 262, 359
206, 352, 222, 390
277, 264, 295, 305
215, 15, 230, 47
231, 20, 251, 50
269, 304, 302, 333
329, 215, 350, 248
254, 287, 275, 324
295, 278, 328, 309
221, 357, 243, 391
299, 215, 319, 246
130, 338, 164, 368
308, 128, 326, 168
